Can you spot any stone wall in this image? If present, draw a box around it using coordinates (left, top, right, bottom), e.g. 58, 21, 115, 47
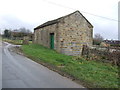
82, 45, 120, 66
58, 12, 93, 56
34, 23, 61, 52
23, 36, 29, 45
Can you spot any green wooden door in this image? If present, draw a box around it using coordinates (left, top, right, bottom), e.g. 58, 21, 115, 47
50, 33, 54, 49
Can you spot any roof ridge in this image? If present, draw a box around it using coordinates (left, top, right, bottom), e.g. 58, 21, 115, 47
34, 10, 93, 30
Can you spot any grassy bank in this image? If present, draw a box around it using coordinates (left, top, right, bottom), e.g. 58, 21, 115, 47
21, 44, 119, 88
3, 38, 23, 45
3, 38, 32, 45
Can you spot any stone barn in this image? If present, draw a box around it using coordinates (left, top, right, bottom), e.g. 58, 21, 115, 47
34, 11, 93, 56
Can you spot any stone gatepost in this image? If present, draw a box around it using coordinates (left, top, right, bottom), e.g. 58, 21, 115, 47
23, 36, 29, 45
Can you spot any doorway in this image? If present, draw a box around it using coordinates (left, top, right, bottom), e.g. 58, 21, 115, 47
50, 33, 54, 49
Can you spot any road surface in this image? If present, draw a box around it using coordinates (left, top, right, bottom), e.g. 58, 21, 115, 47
0, 40, 2, 89
2, 42, 85, 88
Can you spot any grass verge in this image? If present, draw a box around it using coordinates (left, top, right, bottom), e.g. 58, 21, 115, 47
21, 44, 119, 88
3, 38, 23, 45
2, 38, 32, 45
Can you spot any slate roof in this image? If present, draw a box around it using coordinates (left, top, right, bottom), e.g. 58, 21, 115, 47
103, 40, 120, 45
34, 10, 93, 30
34, 19, 60, 30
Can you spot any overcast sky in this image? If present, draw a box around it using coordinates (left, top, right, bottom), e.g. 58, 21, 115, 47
0, 0, 119, 40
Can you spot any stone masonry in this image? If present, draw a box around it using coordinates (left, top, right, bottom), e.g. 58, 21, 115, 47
34, 11, 93, 56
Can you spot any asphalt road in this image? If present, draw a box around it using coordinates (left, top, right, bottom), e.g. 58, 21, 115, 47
2, 42, 85, 88
0, 40, 2, 89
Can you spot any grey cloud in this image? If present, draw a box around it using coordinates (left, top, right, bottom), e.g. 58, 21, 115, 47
0, 15, 35, 31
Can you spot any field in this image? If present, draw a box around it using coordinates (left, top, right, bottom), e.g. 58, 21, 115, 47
2, 38, 32, 45
21, 44, 119, 88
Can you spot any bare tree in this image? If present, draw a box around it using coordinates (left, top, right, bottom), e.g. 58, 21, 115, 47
93, 33, 104, 45
9, 27, 32, 40
19, 27, 31, 34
